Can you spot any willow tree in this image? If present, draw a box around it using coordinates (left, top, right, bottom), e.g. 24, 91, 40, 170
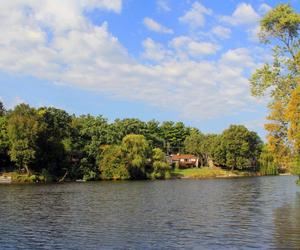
121, 134, 150, 179
250, 4, 300, 170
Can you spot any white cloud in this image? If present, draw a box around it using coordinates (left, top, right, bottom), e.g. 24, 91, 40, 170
221, 3, 259, 26
170, 36, 219, 57
179, 2, 212, 28
220, 48, 256, 69
0, 1, 261, 121
258, 3, 272, 15
156, 0, 171, 12
81, 0, 122, 13
247, 25, 262, 42
142, 38, 170, 62
143, 17, 173, 34
211, 26, 231, 39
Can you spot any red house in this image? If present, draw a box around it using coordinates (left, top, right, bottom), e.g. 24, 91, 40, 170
170, 154, 199, 169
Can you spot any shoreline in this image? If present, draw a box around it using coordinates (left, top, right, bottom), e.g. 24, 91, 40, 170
0, 168, 288, 184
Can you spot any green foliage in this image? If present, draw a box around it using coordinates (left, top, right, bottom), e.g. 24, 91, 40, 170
0, 101, 268, 181
184, 128, 206, 166
291, 155, 300, 176
213, 125, 263, 170
99, 145, 129, 180
80, 158, 97, 181
41, 168, 55, 182
11, 172, 45, 183
7, 104, 40, 174
259, 145, 278, 175
0, 101, 5, 117
112, 118, 147, 142
0, 116, 10, 168
145, 120, 164, 148
150, 148, 170, 179
209, 135, 226, 166
35, 107, 72, 176
121, 134, 150, 179
160, 121, 190, 154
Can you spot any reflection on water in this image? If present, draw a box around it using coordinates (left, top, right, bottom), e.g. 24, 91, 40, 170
0, 176, 299, 249
274, 192, 300, 249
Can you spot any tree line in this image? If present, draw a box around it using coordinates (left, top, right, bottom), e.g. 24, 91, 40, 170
0, 102, 266, 181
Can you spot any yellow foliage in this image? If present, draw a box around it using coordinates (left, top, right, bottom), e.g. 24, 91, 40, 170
287, 83, 300, 152
265, 100, 291, 170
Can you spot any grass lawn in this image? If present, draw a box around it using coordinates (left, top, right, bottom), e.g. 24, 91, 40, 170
170, 167, 254, 179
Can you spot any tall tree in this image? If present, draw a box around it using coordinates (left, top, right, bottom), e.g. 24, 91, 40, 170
250, 4, 300, 170
184, 128, 207, 166
144, 120, 163, 148
36, 107, 72, 176
160, 121, 189, 154
0, 115, 10, 169
112, 118, 147, 143
69, 115, 110, 179
7, 104, 40, 175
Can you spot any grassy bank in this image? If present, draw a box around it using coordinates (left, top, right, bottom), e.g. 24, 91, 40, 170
1, 168, 270, 183
171, 167, 260, 179
4, 172, 46, 183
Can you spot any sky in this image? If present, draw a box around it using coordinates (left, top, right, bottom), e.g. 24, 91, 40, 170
0, 0, 299, 139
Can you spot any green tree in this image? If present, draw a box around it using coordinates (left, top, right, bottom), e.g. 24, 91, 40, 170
214, 125, 262, 170
69, 115, 110, 179
121, 134, 150, 179
144, 120, 163, 148
184, 128, 207, 166
160, 121, 190, 154
112, 118, 147, 143
250, 4, 300, 170
0, 101, 5, 116
259, 145, 278, 175
0, 115, 10, 169
7, 104, 40, 175
209, 134, 226, 167
99, 145, 129, 180
151, 148, 171, 179
35, 107, 72, 177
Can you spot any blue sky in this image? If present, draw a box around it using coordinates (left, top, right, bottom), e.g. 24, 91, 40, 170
0, 0, 299, 138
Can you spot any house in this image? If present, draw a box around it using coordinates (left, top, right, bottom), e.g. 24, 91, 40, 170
170, 154, 199, 169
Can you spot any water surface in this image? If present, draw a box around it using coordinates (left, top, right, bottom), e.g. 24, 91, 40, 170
0, 176, 299, 249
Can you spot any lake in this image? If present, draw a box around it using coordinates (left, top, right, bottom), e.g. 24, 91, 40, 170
0, 176, 300, 249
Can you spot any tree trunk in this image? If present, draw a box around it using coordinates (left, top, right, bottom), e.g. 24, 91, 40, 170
24, 165, 30, 176
59, 171, 68, 183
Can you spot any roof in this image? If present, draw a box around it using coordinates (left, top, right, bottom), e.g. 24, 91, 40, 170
171, 154, 198, 160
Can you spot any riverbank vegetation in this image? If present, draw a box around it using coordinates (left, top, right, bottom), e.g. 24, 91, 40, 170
250, 4, 300, 180
0, 101, 267, 182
